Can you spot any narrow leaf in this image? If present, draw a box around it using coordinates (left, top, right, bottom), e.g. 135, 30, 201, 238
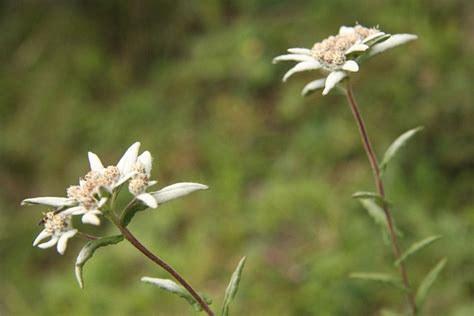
121, 200, 149, 226
75, 235, 124, 289
352, 191, 390, 207
141, 277, 212, 312
354, 195, 403, 237
222, 256, 247, 316
395, 235, 442, 266
354, 194, 388, 229
350, 272, 406, 291
415, 258, 447, 309
380, 127, 424, 172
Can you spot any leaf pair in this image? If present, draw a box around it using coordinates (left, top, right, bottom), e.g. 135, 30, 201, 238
141, 256, 247, 315
140, 277, 213, 312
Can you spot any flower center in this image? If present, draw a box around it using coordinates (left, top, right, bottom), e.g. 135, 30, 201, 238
311, 25, 380, 70
129, 162, 149, 195
353, 25, 380, 38
103, 166, 121, 185
42, 211, 70, 235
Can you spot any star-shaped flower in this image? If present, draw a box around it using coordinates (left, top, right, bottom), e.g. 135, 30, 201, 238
273, 24, 417, 96
128, 151, 159, 208
86, 141, 141, 192
33, 211, 78, 255
22, 142, 142, 225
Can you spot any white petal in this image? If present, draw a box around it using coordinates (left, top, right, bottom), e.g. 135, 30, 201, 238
152, 182, 209, 204
301, 78, 326, 96
323, 71, 347, 95
82, 212, 101, 226
56, 229, 78, 255
369, 34, 418, 57
287, 48, 312, 55
272, 54, 314, 64
21, 197, 76, 207
117, 142, 141, 175
137, 151, 152, 176
37, 236, 59, 249
114, 171, 136, 188
345, 43, 369, 55
339, 26, 355, 35
33, 229, 51, 246
136, 193, 158, 209
282, 60, 321, 82
62, 206, 85, 216
88, 152, 104, 171
147, 180, 158, 187
362, 31, 386, 44
342, 60, 359, 72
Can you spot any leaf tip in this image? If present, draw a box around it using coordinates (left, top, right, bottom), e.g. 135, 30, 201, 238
75, 265, 84, 289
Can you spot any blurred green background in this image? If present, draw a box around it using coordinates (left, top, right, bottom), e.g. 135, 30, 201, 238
1, 1, 473, 315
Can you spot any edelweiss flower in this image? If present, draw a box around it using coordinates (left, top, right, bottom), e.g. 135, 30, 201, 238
128, 151, 158, 208
22, 142, 142, 225
273, 24, 417, 96
86, 141, 141, 192
64, 142, 141, 225
33, 211, 78, 255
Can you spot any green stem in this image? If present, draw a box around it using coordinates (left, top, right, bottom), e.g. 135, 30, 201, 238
108, 213, 214, 316
345, 81, 417, 315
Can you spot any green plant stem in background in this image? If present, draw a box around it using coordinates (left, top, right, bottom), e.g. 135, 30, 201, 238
108, 213, 215, 316
345, 81, 417, 315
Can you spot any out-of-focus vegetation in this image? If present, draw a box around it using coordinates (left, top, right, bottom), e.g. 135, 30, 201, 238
1, 1, 473, 315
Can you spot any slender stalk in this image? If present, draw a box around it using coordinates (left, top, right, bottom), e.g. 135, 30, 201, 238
76, 232, 99, 241
108, 213, 214, 316
345, 81, 417, 315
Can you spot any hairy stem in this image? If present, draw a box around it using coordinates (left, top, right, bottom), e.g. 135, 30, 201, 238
108, 214, 214, 316
345, 82, 417, 315
76, 232, 99, 241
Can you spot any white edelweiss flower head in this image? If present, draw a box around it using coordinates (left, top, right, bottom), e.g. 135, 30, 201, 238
33, 211, 78, 255
85, 142, 142, 194
136, 151, 153, 178
273, 24, 417, 96
128, 150, 158, 209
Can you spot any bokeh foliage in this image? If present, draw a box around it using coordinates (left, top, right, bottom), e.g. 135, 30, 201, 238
1, 1, 473, 315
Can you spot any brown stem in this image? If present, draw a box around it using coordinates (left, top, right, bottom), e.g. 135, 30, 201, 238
108, 214, 214, 316
345, 82, 417, 315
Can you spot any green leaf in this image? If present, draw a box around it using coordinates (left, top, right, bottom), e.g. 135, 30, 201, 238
415, 258, 447, 309
358, 198, 388, 227
75, 235, 124, 289
350, 272, 406, 291
141, 277, 212, 312
380, 126, 424, 173
222, 256, 247, 316
395, 235, 442, 266
121, 200, 148, 226
352, 191, 390, 207
353, 194, 403, 237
